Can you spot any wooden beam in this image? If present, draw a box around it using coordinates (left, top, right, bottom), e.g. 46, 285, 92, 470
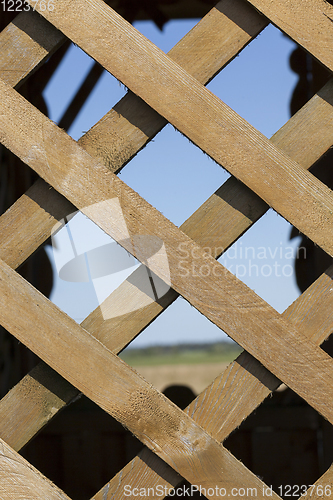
0, 257, 279, 499
244, 0, 333, 72
0, 10, 65, 88
1, 79, 333, 427
0, 1, 332, 460
27, 0, 333, 256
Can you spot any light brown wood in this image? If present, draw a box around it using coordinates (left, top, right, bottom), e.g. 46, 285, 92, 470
0, 178, 74, 270
0, 0, 269, 453
0, 257, 278, 499
2, 78, 333, 425
0, 0, 268, 273
80, 0, 268, 171
0, 10, 64, 88
301, 465, 333, 500
0, 437, 71, 499
93, 264, 333, 500
28, 0, 333, 257
0, 3, 330, 496
0, 362, 79, 452
245, 0, 333, 72
2, 0, 330, 468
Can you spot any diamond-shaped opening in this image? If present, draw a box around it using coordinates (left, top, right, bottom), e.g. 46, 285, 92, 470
133, 18, 200, 54
43, 42, 127, 141
224, 385, 333, 499
207, 24, 298, 138
217, 209, 303, 313
119, 124, 229, 226
120, 296, 242, 395
20, 395, 144, 500
45, 209, 144, 324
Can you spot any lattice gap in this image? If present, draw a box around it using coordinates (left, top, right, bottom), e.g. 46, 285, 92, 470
218, 210, 302, 313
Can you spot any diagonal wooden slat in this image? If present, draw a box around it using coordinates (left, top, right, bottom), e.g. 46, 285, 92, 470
0, 0, 267, 270
2, 0, 329, 466
0, 256, 279, 500
27, 0, 333, 257
92, 264, 333, 500
0, 0, 270, 452
0, 437, 71, 499
1, 76, 333, 464
0, 3, 330, 496
301, 465, 333, 500
244, 0, 333, 72
0, 9, 65, 88
1, 79, 333, 427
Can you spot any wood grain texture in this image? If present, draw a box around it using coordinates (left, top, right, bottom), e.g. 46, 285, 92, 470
2, 78, 333, 424
2, 0, 330, 464
0, 0, 269, 452
93, 263, 333, 500
28, 0, 333, 257
0, 178, 74, 270
0, 10, 65, 88
245, 0, 333, 72
80, 0, 267, 171
0, 362, 79, 453
0, 3, 330, 496
0, 258, 278, 500
0, 437, 71, 499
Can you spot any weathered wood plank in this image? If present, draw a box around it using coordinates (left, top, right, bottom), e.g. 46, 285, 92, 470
0, 178, 74, 270
0, 362, 79, 453
81, 0, 268, 170
0, 437, 71, 499
0, 258, 279, 499
245, 0, 333, 72
301, 465, 333, 500
1, 80, 333, 426
92, 263, 333, 500
0, 10, 65, 88
3, 75, 333, 496
0, 0, 269, 452
28, 0, 333, 257
0, 3, 330, 494
0, 0, 267, 270
1, 5, 333, 463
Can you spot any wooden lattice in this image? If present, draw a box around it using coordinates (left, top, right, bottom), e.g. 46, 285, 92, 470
0, 0, 333, 498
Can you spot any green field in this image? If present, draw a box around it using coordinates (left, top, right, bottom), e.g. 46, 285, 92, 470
119, 341, 242, 367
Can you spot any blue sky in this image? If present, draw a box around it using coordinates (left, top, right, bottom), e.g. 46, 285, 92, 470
44, 18, 300, 347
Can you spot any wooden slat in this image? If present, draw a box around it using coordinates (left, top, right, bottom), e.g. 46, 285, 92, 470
0, 0, 267, 270
0, 179, 74, 270
0, 437, 71, 499
0, 258, 279, 500
27, 0, 333, 257
91, 269, 333, 500
245, 0, 333, 72
0, 0, 269, 451
2, 80, 333, 426
80, 0, 268, 171
0, 2, 332, 458
0, 362, 79, 453
2, 77, 332, 499
0, 71, 333, 454
301, 466, 333, 500
0, 10, 65, 88
0, 1, 330, 498
92, 264, 333, 500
